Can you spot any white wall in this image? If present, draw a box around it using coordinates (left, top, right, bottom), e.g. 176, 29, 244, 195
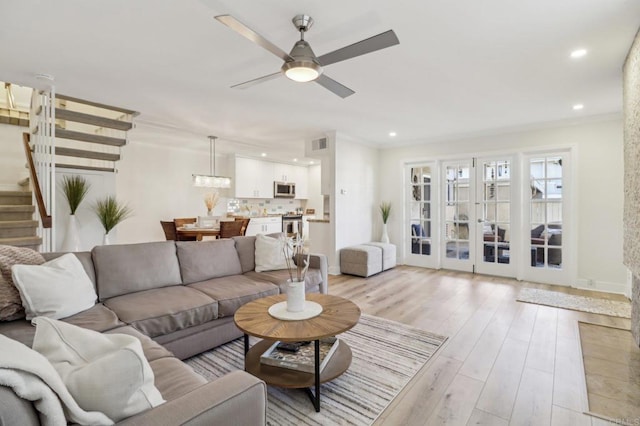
114, 124, 231, 244
0, 123, 29, 189
378, 118, 627, 292
333, 132, 379, 273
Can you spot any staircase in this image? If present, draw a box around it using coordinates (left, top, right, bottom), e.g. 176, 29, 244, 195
0, 191, 41, 249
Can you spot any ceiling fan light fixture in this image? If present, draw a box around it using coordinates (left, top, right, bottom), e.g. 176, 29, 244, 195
282, 60, 322, 82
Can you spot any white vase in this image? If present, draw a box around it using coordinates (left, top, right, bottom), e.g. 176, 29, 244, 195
381, 223, 390, 244
286, 279, 306, 313
103, 232, 111, 245
61, 214, 81, 252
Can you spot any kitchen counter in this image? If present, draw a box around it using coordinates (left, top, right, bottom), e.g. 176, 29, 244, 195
307, 218, 330, 223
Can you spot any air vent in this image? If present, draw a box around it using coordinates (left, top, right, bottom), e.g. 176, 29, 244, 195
311, 137, 327, 151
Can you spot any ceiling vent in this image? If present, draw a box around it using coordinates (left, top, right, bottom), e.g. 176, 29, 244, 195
311, 137, 327, 151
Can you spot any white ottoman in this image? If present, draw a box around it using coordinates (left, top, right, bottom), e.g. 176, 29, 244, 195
340, 245, 383, 277
364, 242, 397, 271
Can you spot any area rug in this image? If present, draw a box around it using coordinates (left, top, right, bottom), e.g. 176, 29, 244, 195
186, 314, 447, 426
516, 288, 631, 318
578, 322, 640, 425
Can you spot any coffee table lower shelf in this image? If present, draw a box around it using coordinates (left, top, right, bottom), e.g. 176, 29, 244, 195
244, 338, 352, 411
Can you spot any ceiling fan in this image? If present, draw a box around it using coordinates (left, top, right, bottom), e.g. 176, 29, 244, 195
215, 14, 400, 98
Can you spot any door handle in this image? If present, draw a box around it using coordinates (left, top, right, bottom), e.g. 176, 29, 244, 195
477, 219, 486, 223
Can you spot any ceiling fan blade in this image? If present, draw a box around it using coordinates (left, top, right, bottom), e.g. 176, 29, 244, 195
215, 15, 292, 62
231, 72, 282, 89
314, 74, 355, 98
317, 30, 399, 66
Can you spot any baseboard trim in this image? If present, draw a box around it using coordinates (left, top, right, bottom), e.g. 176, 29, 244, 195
575, 278, 630, 298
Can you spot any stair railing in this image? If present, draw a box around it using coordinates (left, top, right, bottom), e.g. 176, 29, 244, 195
22, 132, 51, 229
29, 88, 56, 252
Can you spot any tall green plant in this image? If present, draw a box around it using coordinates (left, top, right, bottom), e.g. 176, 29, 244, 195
380, 202, 392, 224
61, 175, 90, 214
93, 196, 133, 234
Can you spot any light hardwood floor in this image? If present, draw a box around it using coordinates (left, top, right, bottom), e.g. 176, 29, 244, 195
328, 266, 632, 426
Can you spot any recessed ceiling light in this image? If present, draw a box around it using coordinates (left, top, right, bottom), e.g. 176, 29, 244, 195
573, 104, 584, 110
261, 153, 267, 157
389, 131, 397, 137
309, 161, 315, 165
293, 158, 298, 162
570, 49, 587, 58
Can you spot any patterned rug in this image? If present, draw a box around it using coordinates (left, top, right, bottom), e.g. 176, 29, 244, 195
517, 288, 631, 318
186, 314, 447, 426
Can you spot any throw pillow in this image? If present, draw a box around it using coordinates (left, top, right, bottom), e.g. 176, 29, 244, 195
32, 317, 165, 422
255, 233, 289, 272
0, 245, 45, 321
11, 253, 97, 320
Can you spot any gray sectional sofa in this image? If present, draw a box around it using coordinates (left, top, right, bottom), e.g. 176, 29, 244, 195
0, 235, 328, 425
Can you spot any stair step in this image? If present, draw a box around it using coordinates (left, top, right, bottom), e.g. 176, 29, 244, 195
0, 191, 32, 205
0, 221, 38, 238
0, 205, 35, 221
0, 236, 42, 249
56, 94, 138, 116
55, 108, 133, 131
55, 147, 121, 161
54, 129, 126, 147
56, 163, 116, 173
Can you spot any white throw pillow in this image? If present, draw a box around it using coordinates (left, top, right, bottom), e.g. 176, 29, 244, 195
11, 253, 97, 320
32, 317, 165, 422
255, 233, 289, 272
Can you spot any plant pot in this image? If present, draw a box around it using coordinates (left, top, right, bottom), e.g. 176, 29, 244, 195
103, 232, 111, 245
286, 279, 306, 313
381, 223, 390, 244
61, 214, 81, 252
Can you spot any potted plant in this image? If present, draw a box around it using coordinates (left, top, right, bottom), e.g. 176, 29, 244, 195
93, 196, 133, 245
379, 201, 391, 243
60, 175, 90, 251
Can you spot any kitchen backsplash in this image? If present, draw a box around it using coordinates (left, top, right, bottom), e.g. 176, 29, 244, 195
227, 198, 305, 215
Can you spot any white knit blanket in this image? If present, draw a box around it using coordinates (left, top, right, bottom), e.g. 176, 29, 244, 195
0, 334, 113, 426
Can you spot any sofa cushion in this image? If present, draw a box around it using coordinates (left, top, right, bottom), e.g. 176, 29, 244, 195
0, 245, 45, 321
12, 254, 98, 320
245, 268, 323, 294
104, 286, 218, 338
188, 275, 279, 317
149, 357, 207, 402
93, 242, 182, 300
232, 236, 257, 273
106, 325, 174, 362
32, 317, 165, 423
254, 234, 288, 272
176, 240, 242, 284
42, 252, 96, 288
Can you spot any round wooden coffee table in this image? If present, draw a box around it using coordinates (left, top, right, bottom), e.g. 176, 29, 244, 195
234, 293, 360, 412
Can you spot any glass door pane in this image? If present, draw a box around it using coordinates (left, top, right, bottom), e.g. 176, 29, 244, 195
475, 158, 516, 277
442, 161, 473, 272
406, 164, 437, 268
529, 156, 563, 269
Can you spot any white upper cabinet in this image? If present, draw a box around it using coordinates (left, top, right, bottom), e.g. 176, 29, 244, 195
233, 157, 274, 198
232, 156, 309, 199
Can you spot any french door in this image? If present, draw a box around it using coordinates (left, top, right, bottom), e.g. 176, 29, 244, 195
405, 156, 517, 277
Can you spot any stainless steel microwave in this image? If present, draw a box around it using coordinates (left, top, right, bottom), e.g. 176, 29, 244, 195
274, 181, 295, 198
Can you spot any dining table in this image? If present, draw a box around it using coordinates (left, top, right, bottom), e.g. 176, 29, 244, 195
176, 226, 220, 241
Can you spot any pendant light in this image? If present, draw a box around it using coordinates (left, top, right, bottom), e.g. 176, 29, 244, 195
192, 136, 232, 188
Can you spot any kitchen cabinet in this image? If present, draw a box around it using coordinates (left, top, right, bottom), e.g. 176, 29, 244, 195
244, 216, 282, 236
233, 157, 274, 198
294, 166, 308, 199
232, 156, 309, 199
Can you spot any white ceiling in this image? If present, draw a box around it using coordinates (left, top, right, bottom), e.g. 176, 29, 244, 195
1, 0, 639, 161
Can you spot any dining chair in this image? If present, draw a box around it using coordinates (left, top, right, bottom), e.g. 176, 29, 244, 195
220, 220, 244, 238
160, 221, 177, 241
174, 217, 197, 228
235, 217, 251, 236
173, 218, 198, 241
